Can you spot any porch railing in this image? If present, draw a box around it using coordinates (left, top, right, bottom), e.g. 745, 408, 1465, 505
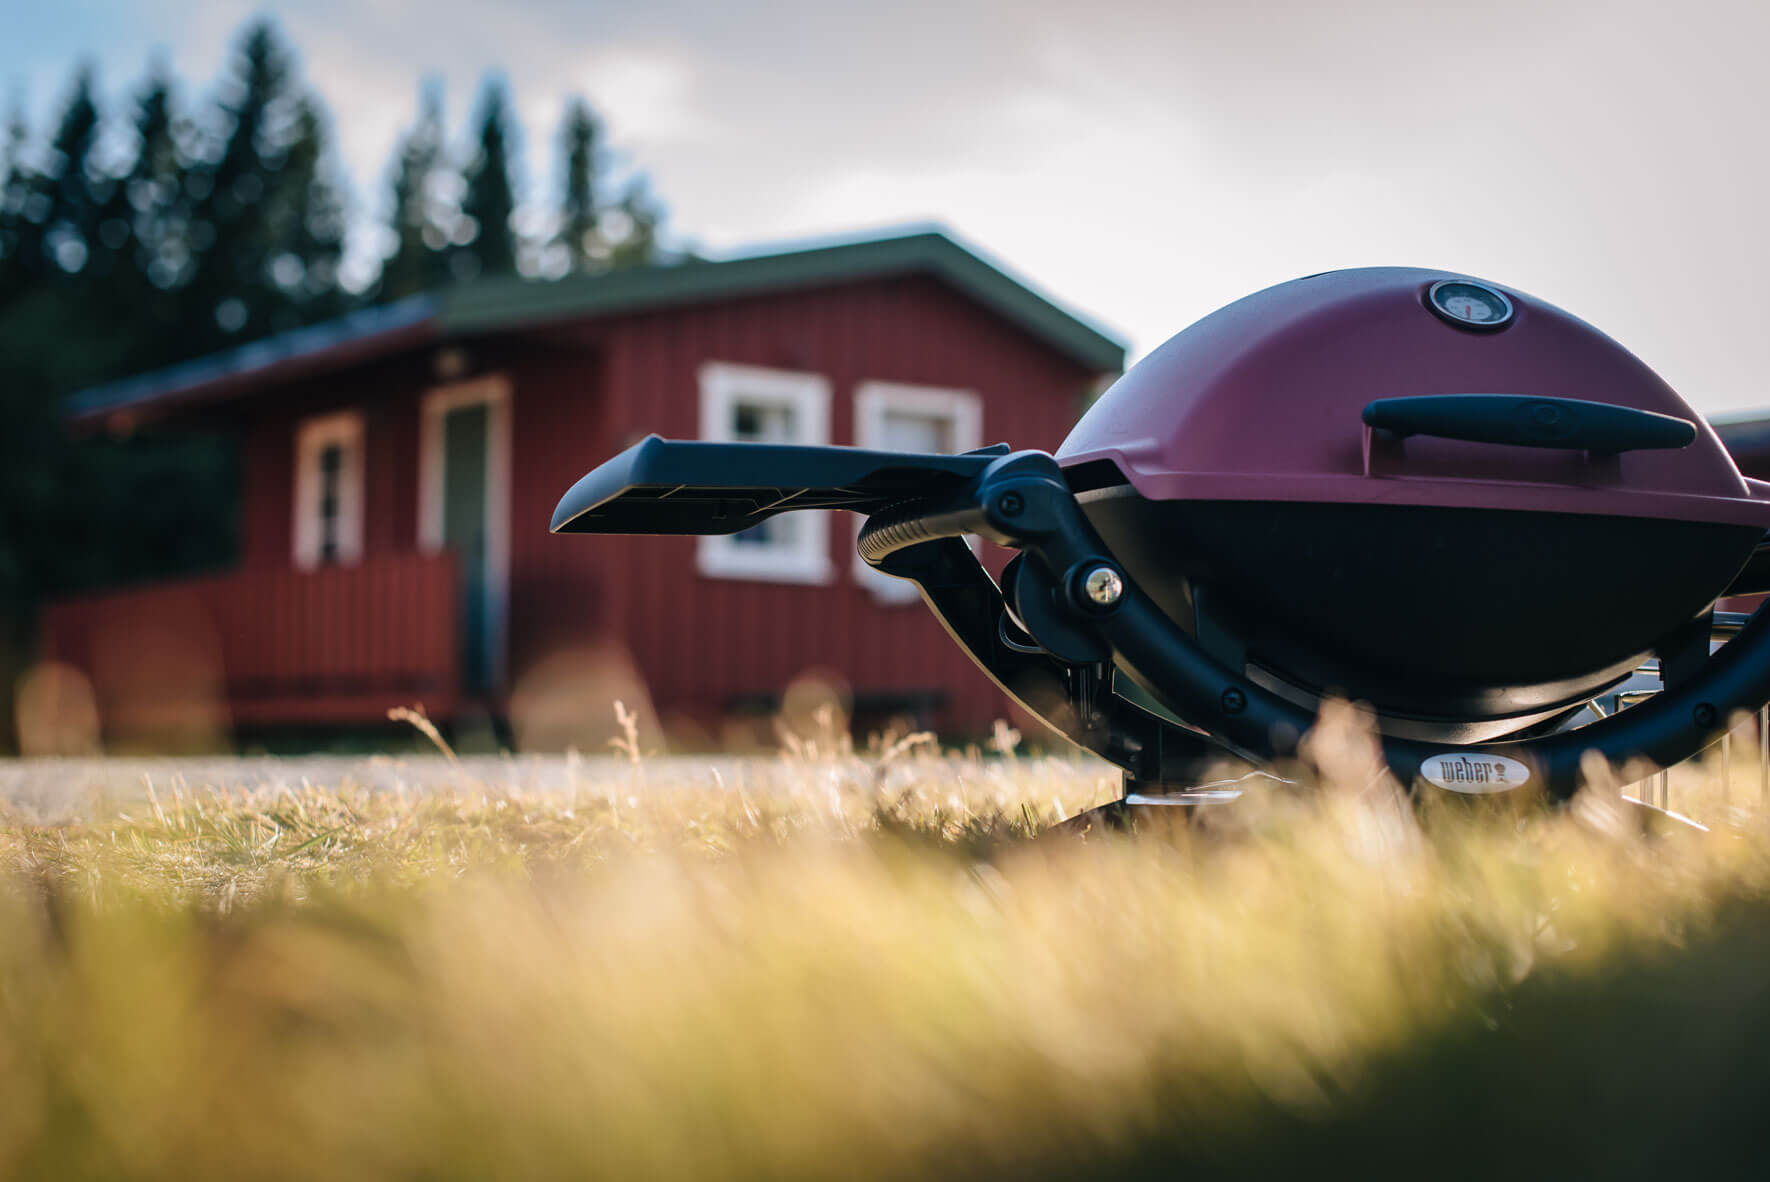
41, 551, 459, 734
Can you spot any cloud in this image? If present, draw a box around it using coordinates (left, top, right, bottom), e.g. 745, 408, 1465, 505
9, 0, 1770, 410
577, 48, 709, 146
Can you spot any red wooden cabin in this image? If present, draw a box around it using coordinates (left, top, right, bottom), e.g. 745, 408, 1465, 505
43, 229, 1124, 747
1715, 414, 1770, 482
1713, 413, 1770, 617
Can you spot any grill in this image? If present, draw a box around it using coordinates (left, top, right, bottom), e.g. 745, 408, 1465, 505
551, 268, 1770, 809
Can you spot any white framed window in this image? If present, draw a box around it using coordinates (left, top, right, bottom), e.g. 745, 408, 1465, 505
696, 362, 834, 584
852, 382, 983, 602
292, 410, 365, 569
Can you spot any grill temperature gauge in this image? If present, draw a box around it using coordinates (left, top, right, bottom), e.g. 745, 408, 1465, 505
1428, 280, 1514, 331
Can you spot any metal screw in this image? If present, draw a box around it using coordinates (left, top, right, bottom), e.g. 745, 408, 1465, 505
995, 491, 1024, 518
1220, 687, 1247, 715
1694, 702, 1719, 729
1081, 564, 1123, 607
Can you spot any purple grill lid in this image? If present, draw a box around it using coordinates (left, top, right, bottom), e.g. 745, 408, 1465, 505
1056, 267, 1770, 528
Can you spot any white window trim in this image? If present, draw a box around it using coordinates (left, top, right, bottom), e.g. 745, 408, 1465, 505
696, 361, 834, 585
852, 382, 983, 602
418, 375, 513, 688
292, 410, 366, 569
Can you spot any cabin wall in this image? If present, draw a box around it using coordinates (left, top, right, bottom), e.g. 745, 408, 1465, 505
504, 274, 1103, 737
502, 346, 613, 683
228, 341, 611, 731
237, 353, 434, 570
171, 274, 1106, 742
1733, 453, 1770, 482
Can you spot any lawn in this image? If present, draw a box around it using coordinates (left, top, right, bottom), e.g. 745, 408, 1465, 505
3, 711, 1770, 1179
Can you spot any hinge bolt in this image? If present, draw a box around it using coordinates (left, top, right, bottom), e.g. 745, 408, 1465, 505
1081, 564, 1124, 607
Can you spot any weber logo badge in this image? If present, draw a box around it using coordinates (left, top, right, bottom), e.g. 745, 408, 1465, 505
1421, 753, 1530, 793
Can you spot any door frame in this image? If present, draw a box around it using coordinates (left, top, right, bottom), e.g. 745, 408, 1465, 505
419, 375, 513, 691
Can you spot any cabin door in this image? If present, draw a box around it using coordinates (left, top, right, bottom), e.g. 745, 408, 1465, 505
421, 378, 511, 695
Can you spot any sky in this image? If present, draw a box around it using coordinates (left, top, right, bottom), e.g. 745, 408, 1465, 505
7, 0, 1770, 414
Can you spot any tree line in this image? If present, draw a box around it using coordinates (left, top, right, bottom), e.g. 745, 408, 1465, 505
0, 18, 674, 682
0, 18, 667, 390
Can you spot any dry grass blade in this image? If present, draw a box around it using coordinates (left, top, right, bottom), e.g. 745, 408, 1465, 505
0, 737, 1767, 1179
387, 704, 457, 761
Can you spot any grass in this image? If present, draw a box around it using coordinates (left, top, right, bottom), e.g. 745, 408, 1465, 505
5, 711, 1770, 1179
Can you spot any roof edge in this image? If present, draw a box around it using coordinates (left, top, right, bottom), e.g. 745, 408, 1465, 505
67, 294, 441, 425
441, 228, 1126, 371
64, 228, 1126, 424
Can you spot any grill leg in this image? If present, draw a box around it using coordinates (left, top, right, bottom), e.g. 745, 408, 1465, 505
1761, 707, 1768, 803
1724, 730, 1733, 805
1041, 771, 1282, 838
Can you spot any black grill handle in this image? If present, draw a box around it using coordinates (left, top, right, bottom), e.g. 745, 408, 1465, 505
1362, 395, 1697, 454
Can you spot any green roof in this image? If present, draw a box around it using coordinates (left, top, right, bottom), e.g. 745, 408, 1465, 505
68, 228, 1125, 423
444, 230, 1125, 368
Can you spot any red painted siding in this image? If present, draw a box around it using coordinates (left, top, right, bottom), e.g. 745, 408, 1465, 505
505, 275, 1100, 735
55, 271, 1109, 743
41, 552, 458, 733
237, 353, 436, 571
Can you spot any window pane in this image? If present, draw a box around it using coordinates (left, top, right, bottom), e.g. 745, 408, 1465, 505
733, 400, 796, 444
880, 410, 952, 453
730, 396, 800, 549
315, 440, 348, 565
733, 522, 772, 546
735, 514, 798, 547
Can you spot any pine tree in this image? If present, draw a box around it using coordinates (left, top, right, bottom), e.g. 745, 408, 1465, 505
184, 19, 300, 349
86, 73, 163, 289
124, 68, 187, 294
0, 65, 135, 398
380, 81, 453, 299
41, 64, 102, 277
607, 176, 662, 270
554, 96, 602, 273
267, 95, 347, 328
82, 66, 194, 374
82, 80, 151, 361
459, 77, 519, 279
87, 157, 134, 283
0, 99, 37, 299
